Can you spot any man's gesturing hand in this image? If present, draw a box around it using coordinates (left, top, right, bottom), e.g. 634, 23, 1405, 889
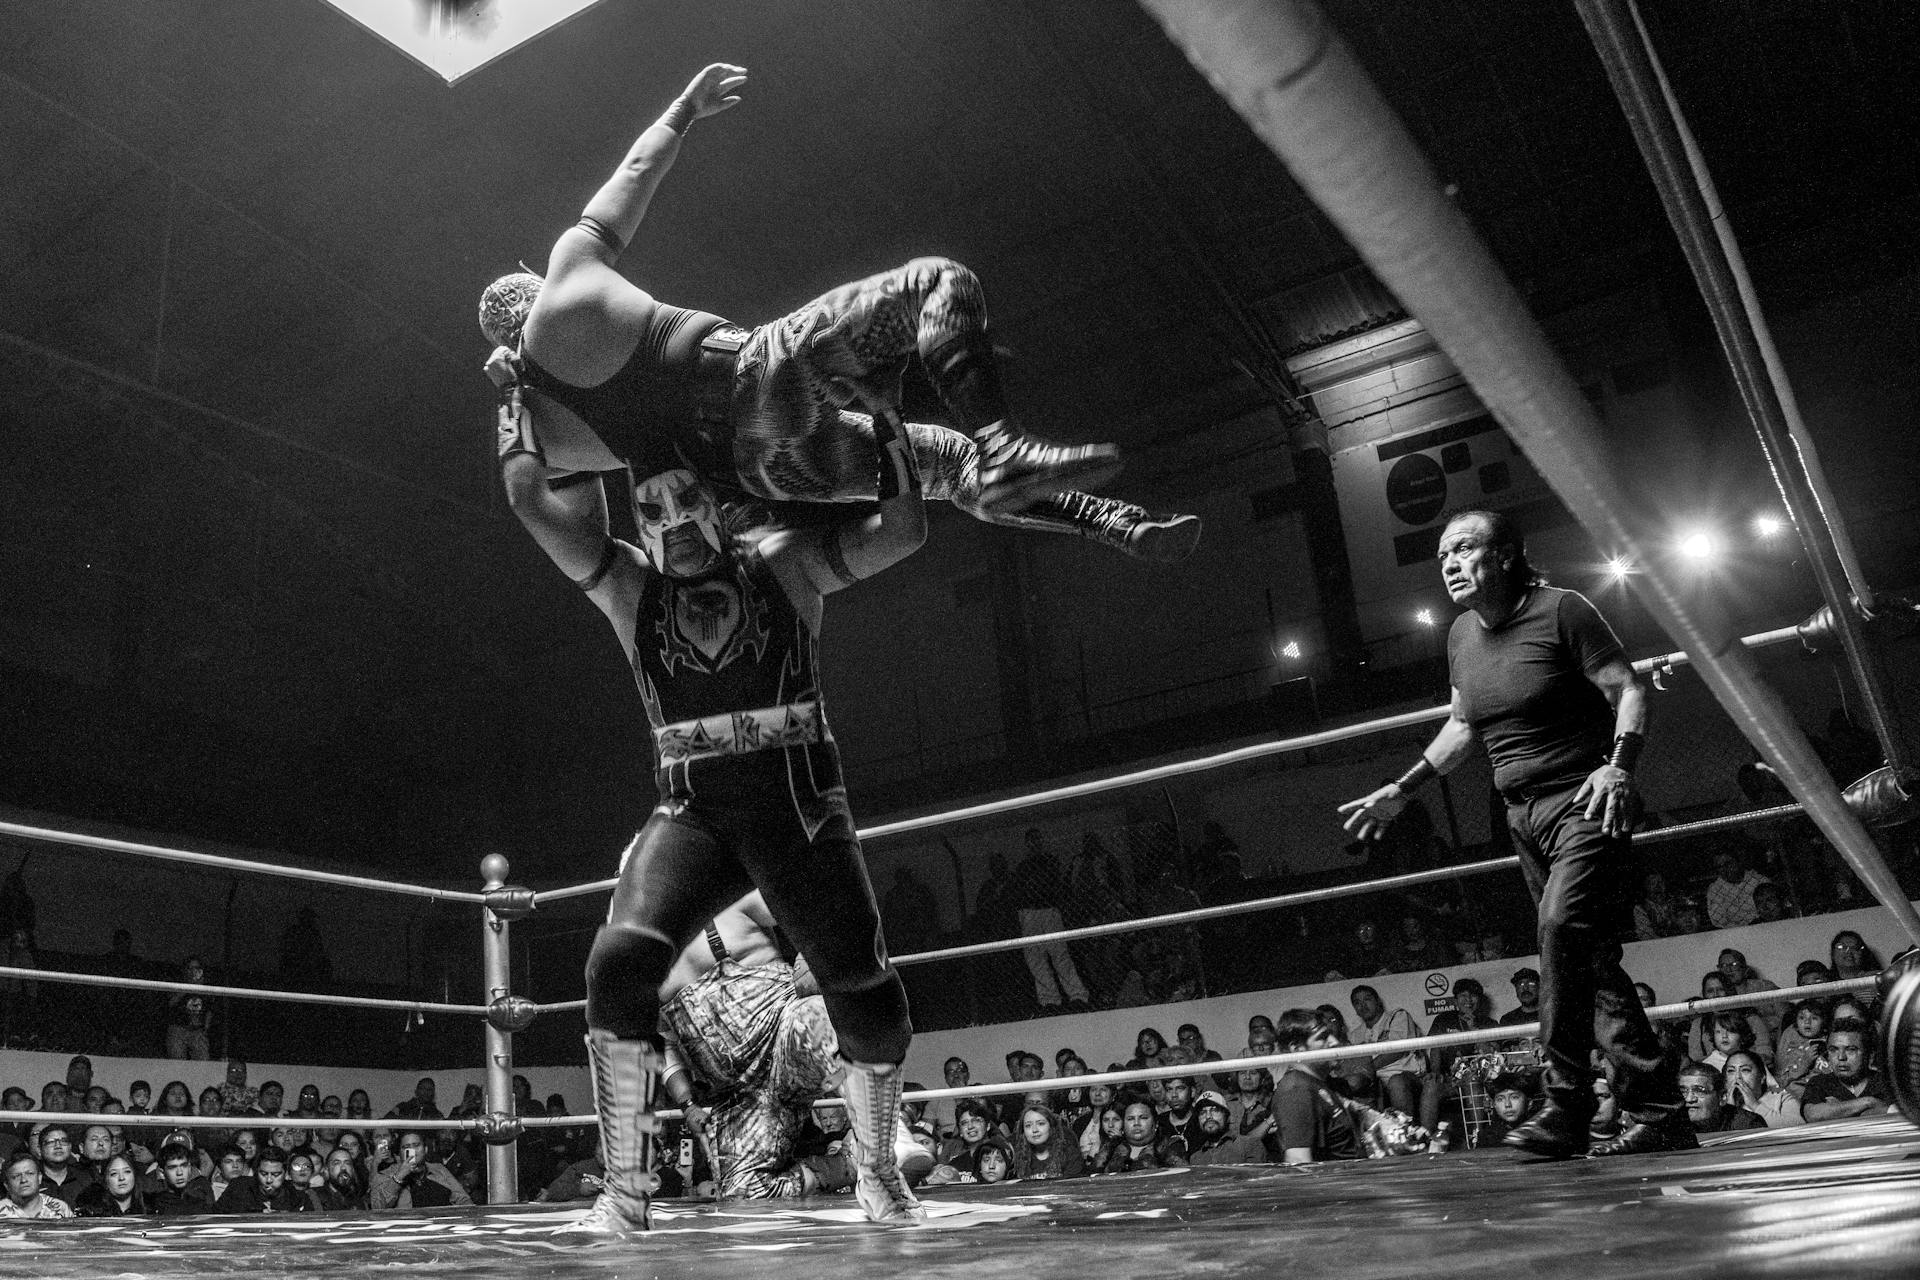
682, 64, 748, 119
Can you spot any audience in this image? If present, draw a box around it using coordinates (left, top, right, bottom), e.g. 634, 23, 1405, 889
1799, 1019, 1895, 1121
1678, 1063, 1766, 1133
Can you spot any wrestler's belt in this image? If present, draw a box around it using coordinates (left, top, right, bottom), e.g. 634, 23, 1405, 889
654, 701, 824, 768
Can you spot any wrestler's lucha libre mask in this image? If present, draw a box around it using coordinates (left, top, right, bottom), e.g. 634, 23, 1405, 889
634, 468, 724, 578
478, 272, 543, 349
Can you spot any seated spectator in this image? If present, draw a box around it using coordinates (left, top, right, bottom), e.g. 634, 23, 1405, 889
1010, 1105, 1084, 1180
370, 1131, 472, 1209
125, 1081, 152, 1117
1828, 930, 1881, 983
151, 1142, 214, 1215
216, 1145, 307, 1213
39, 1080, 69, 1115
154, 1080, 194, 1120
1679, 1063, 1765, 1133
1175, 1023, 1231, 1091
1, 1150, 75, 1219
37, 1124, 93, 1207
1051, 1059, 1095, 1133
536, 1138, 605, 1202
1752, 881, 1796, 923
1186, 1090, 1270, 1165
1687, 973, 1773, 1064
1126, 1028, 1167, 1072
1271, 1008, 1362, 1164
256, 1081, 285, 1118
1670, 896, 1708, 935
1632, 871, 1682, 940
1091, 1100, 1186, 1172
1723, 1050, 1802, 1128
217, 1060, 258, 1115
1243, 1014, 1277, 1058
973, 1138, 1014, 1186
1314, 1004, 1374, 1100
927, 1057, 974, 1140
233, 1128, 261, 1165
209, 1144, 251, 1204
389, 1078, 442, 1121
1480, 1072, 1538, 1148
1157, 1076, 1201, 1149
1349, 985, 1423, 1118
1776, 1001, 1829, 1093
195, 1086, 230, 1149
1704, 845, 1771, 929
1699, 1011, 1763, 1072
78, 1123, 115, 1183
1328, 918, 1392, 981
1589, 1075, 1620, 1143
1422, 977, 1499, 1133
1634, 982, 1692, 1064
287, 1150, 321, 1194
1392, 913, 1454, 973
1079, 1103, 1125, 1163
74, 1153, 150, 1216
1498, 968, 1541, 1033
1800, 1019, 1895, 1121
309, 1146, 369, 1211
1718, 948, 1786, 1037
345, 1090, 375, 1123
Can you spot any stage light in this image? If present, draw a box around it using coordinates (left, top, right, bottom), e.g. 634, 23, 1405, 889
1605, 555, 1633, 580
1752, 513, 1786, 539
1280, 639, 1302, 661
1676, 527, 1721, 564
1415, 609, 1435, 628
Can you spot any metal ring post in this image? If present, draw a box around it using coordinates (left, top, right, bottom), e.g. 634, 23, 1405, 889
480, 853, 520, 1204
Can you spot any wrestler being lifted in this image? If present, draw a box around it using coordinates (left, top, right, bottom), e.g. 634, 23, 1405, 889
480, 63, 1200, 563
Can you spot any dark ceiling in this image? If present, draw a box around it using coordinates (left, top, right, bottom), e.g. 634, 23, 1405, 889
3, 0, 1915, 877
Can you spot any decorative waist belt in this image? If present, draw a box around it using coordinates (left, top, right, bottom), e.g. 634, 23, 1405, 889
654, 700, 824, 767
694, 324, 750, 426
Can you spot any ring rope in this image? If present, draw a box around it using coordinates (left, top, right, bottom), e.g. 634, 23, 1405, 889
0, 964, 485, 1017
0, 818, 486, 904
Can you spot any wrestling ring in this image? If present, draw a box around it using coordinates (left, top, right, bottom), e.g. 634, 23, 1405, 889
5, 1, 1920, 1277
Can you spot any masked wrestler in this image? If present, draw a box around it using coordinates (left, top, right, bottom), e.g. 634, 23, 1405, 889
501, 396, 927, 1238
485, 345, 1198, 562
658, 891, 932, 1201
479, 63, 1120, 527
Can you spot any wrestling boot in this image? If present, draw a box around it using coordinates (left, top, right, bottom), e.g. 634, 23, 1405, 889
1503, 1099, 1594, 1160
929, 341, 1120, 516
1588, 1109, 1698, 1158
1016, 491, 1202, 564
839, 1060, 928, 1225
552, 1031, 658, 1243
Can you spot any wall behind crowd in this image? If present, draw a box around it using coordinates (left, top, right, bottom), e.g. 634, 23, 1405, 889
0, 1048, 588, 1120
902, 903, 1913, 1086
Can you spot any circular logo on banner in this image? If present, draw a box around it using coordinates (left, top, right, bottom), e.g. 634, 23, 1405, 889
1386, 453, 1448, 527
1424, 972, 1450, 996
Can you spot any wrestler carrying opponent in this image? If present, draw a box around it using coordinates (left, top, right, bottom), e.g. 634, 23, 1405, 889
1338, 509, 1690, 1159
501, 374, 929, 1233
479, 62, 1128, 529
658, 891, 932, 1200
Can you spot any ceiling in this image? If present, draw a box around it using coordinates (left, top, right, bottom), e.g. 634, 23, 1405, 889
2, 0, 1915, 873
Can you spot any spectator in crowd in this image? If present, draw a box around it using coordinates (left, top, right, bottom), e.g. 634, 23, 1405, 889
195, 1086, 229, 1149
218, 1060, 259, 1115
287, 1150, 320, 1193
151, 1142, 214, 1215
165, 956, 213, 1060
1699, 1012, 1761, 1072
1828, 931, 1880, 982
1009, 1105, 1084, 1180
310, 1146, 369, 1211
1157, 1076, 1201, 1149
1272, 1008, 1362, 1165
1392, 913, 1454, 973
1632, 871, 1683, 940
1, 1150, 75, 1219
1227, 1067, 1275, 1141
1127, 1028, 1168, 1071
155, 1080, 194, 1120
1670, 897, 1708, 935
1175, 1023, 1230, 1091
1800, 1019, 1895, 1121
1704, 846, 1771, 929
1498, 967, 1541, 1033
37, 1124, 92, 1207
1010, 828, 1092, 1013
78, 1124, 115, 1183
972, 1138, 1014, 1186
1349, 985, 1423, 1118
65, 1055, 93, 1096
925, 1057, 973, 1140
1686, 973, 1773, 1065
1186, 1090, 1270, 1166
1244, 1014, 1277, 1056
537, 1138, 606, 1203
346, 1089, 375, 1123
216, 1145, 307, 1213
39, 1080, 68, 1114
1775, 1001, 1829, 1093
1723, 1050, 1802, 1128
1752, 882, 1796, 923
1678, 1064, 1766, 1133
1481, 1073, 1538, 1147
390, 1078, 442, 1121
937, 1100, 997, 1176
256, 1081, 285, 1118
209, 1144, 251, 1203
74, 1153, 150, 1216
1795, 959, 1832, 988
1718, 949, 1785, 1037
126, 1080, 152, 1117
1329, 919, 1392, 980
371, 1131, 472, 1209
1092, 1100, 1186, 1173
1080, 1104, 1126, 1165
1314, 1003, 1374, 1100
1422, 977, 1500, 1133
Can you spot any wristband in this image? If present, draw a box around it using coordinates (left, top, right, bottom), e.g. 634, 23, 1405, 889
873, 411, 921, 501
1393, 756, 1437, 795
658, 96, 697, 135
572, 538, 619, 593
496, 388, 543, 464
1607, 731, 1645, 773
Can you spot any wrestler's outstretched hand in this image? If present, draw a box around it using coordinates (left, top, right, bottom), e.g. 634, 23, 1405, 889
681, 64, 748, 119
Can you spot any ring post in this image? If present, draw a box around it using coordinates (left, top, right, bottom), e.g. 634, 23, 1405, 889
480, 853, 520, 1204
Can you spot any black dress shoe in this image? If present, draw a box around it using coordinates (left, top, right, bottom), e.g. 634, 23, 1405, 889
1503, 1101, 1594, 1159
1587, 1116, 1699, 1158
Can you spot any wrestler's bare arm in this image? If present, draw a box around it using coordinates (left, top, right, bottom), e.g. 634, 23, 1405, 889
500, 453, 645, 655
524, 64, 747, 384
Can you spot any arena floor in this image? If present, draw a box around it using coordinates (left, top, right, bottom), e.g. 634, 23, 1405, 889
7, 1115, 1914, 1280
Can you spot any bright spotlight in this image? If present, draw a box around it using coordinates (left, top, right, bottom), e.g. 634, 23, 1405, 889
1676, 528, 1721, 564
1415, 608, 1435, 628
1752, 513, 1786, 539
1605, 556, 1632, 580
1280, 639, 1302, 661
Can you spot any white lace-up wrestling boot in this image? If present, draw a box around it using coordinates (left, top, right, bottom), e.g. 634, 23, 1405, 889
839, 1060, 927, 1225
552, 1032, 658, 1243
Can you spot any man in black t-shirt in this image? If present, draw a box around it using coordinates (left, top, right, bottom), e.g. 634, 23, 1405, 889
1271, 1009, 1364, 1164
1340, 509, 1687, 1160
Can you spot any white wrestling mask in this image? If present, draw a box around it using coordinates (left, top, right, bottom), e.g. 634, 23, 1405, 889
478, 271, 543, 349
634, 468, 724, 578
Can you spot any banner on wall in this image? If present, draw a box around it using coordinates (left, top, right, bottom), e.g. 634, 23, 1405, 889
1330, 412, 1564, 609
